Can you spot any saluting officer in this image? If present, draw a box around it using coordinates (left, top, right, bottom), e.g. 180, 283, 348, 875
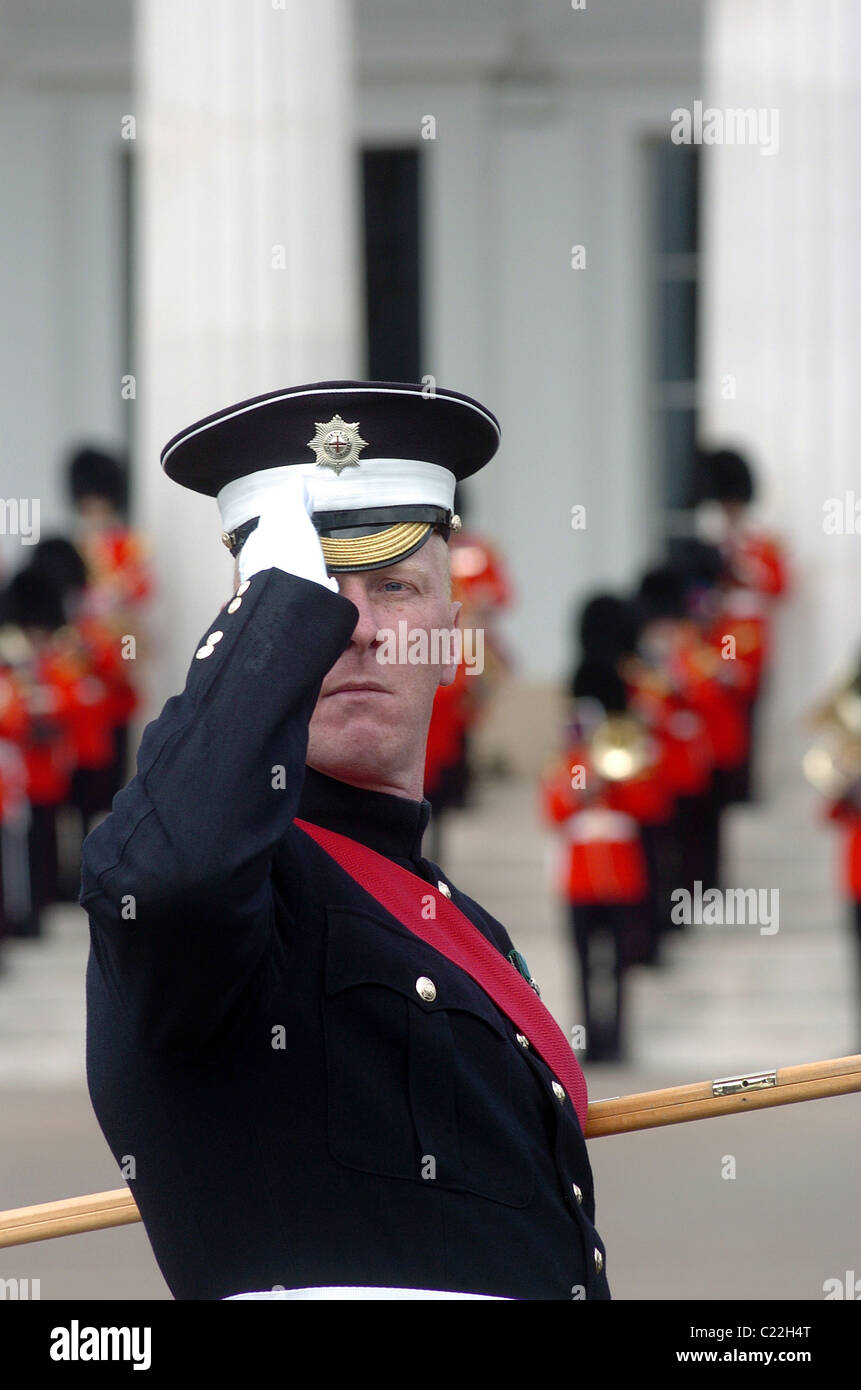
82, 381, 610, 1302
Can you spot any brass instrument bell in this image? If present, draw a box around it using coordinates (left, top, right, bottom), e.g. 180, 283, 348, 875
803, 667, 861, 799
588, 714, 652, 783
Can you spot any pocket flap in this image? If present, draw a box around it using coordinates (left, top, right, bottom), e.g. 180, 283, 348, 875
325, 905, 509, 1038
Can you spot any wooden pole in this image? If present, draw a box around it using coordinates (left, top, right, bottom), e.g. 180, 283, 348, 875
1, 1053, 860, 1249
584, 1052, 861, 1137
0, 1187, 140, 1249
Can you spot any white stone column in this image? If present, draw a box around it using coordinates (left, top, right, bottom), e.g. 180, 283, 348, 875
134, 0, 360, 700
699, 0, 861, 756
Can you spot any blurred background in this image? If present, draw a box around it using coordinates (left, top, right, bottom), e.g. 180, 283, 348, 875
2, 0, 861, 1300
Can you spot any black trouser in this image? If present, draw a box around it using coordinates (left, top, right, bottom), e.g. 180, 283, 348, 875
570, 902, 637, 1062
671, 779, 725, 901
70, 765, 115, 822
18, 802, 59, 936
723, 695, 761, 806
639, 821, 677, 957
0, 817, 32, 945
57, 764, 118, 902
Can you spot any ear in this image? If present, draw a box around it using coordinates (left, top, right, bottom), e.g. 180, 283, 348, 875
438, 599, 462, 688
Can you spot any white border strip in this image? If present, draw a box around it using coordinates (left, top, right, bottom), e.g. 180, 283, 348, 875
217, 459, 456, 531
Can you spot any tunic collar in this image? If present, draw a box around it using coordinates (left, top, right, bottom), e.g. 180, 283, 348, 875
298, 765, 432, 866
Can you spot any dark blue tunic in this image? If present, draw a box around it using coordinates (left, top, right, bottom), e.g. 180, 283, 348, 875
82, 567, 610, 1300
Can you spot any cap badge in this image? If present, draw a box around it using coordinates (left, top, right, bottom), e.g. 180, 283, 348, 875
308, 414, 369, 476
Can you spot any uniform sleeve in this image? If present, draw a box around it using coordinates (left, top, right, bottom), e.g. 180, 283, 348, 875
80, 567, 358, 1050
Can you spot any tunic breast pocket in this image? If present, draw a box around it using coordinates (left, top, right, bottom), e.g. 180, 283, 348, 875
323, 906, 535, 1208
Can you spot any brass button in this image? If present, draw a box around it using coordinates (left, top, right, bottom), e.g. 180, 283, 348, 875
572, 1182, 583, 1205
227, 597, 242, 613
237, 581, 251, 595
208, 630, 224, 644
515, 1033, 530, 1049
221, 531, 233, 549
195, 645, 214, 660
437, 881, 452, 899
415, 976, 437, 1002
594, 1247, 604, 1274
552, 1080, 566, 1103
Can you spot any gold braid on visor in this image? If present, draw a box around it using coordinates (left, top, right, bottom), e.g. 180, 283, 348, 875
319, 522, 431, 569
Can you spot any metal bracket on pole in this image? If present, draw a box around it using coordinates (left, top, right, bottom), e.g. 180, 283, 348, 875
712, 1069, 778, 1097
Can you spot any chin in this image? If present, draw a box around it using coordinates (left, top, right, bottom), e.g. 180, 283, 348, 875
307, 732, 403, 785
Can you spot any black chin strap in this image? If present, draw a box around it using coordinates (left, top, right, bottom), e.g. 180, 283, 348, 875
221, 517, 260, 558
222, 515, 452, 560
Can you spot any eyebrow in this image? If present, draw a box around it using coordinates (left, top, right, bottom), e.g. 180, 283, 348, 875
374, 558, 433, 582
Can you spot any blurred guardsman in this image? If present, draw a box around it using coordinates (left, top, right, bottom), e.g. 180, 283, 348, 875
2, 572, 78, 934
29, 540, 135, 797
0, 652, 31, 948
826, 783, 861, 1044
28, 538, 134, 896
68, 446, 151, 794
672, 538, 760, 809
423, 487, 513, 858
67, 446, 152, 615
82, 382, 610, 1302
423, 653, 474, 834
575, 594, 676, 962
804, 657, 861, 1044
541, 660, 652, 1061
696, 447, 788, 602
628, 564, 749, 895
696, 446, 788, 801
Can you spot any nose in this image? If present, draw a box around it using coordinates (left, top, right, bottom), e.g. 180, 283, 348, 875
335, 574, 383, 654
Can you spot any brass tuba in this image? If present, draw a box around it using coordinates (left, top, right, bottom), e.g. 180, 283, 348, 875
802, 668, 861, 800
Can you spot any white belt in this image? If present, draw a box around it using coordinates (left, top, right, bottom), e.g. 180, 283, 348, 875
224, 1286, 510, 1300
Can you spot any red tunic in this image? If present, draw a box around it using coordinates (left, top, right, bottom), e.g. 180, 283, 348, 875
0, 672, 29, 821
725, 531, 789, 599
19, 660, 76, 806
81, 526, 153, 609
668, 636, 749, 772
75, 614, 138, 728
604, 735, 676, 826
450, 532, 511, 612
625, 669, 713, 798
40, 631, 116, 772
707, 590, 765, 701
828, 798, 861, 901
540, 746, 649, 905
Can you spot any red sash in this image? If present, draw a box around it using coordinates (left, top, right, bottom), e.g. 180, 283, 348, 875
295, 818, 588, 1128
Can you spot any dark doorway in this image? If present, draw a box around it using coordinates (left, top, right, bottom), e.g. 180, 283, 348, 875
362, 148, 422, 383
